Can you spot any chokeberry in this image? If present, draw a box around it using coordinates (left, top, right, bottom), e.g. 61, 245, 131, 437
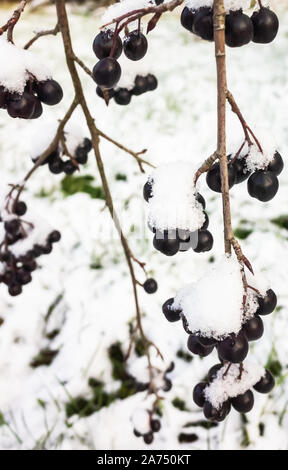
132, 76, 148, 96
93, 30, 123, 60
193, 382, 207, 407
8, 283, 22, 296
193, 230, 213, 253
143, 181, 153, 202
206, 162, 236, 193
225, 10, 254, 48
35, 80, 63, 106
75, 147, 88, 165
195, 193, 206, 209
114, 88, 131, 105
217, 331, 249, 363
133, 428, 142, 438
231, 158, 250, 184
181, 7, 196, 32
143, 432, 154, 445
49, 158, 64, 174
231, 390, 254, 413
63, 160, 77, 175
203, 400, 230, 422
146, 74, 158, 91
83, 138, 92, 153
268, 151, 284, 176
143, 278, 158, 294
247, 170, 279, 202
49, 230, 61, 244
243, 315, 264, 341
162, 298, 181, 322
153, 233, 180, 256
93, 58, 121, 89
251, 7, 279, 44
193, 7, 214, 41
253, 370, 275, 394
187, 335, 214, 357
124, 31, 148, 61
201, 212, 209, 231
42, 243, 53, 254
198, 336, 218, 348
16, 269, 32, 285
256, 289, 277, 316
208, 363, 223, 382
151, 419, 161, 433
163, 377, 172, 392
30, 98, 43, 119
7, 92, 36, 119
14, 201, 27, 216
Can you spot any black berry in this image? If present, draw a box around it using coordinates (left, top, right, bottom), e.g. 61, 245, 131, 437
151, 419, 161, 433
217, 331, 249, 363
268, 151, 284, 176
143, 278, 158, 294
132, 76, 148, 96
253, 370, 275, 394
206, 162, 236, 193
256, 289, 277, 316
143, 181, 153, 202
181, 7, 196, 32
162, 298, 181, 322
143, 432, 154, 445
93, 58, 121, 89
7, 92, 36, 119
225, 10, 254, 48
114, 88, 131, 105
251, 7, 279, 44
231, 390, 254, 413
93, 30, 123, 59
193, 382, 207, 407
124, 31, 148, 61
193, 230, 213, 253
35, 80, 63, 106
193, 7, 213, 41
248, 170, 279, 202
187, 335, 214, 357
243, 315, 264, 341
231, 158, 251, 184
146, 74, 158, 91
49, 230, 61, 244
208, 363, 223, 382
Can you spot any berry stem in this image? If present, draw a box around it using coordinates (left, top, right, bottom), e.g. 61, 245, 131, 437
214, 0, 233, 254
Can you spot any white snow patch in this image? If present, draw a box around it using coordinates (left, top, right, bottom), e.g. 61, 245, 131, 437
0, 38, 51, 95
205, 362, 265, 409
102, 0, 152, 25
131, 408, 150, 434
233, 130, 277, 173
173, 256, 245, 339
147, 162, 205, 232
29, 120, 86, 161
185, 0, 252, 12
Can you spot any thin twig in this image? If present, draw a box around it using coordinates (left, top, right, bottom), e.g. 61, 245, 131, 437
24, 24, 60, 49
0, 0, 27, 42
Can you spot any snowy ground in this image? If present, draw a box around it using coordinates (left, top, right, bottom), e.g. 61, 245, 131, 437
0, 1, 287, 450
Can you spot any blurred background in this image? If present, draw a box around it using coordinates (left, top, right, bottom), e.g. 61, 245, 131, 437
0, 0, 287, 450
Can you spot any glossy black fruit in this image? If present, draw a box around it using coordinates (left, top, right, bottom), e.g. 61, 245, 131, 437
243, 315, 264, 341
247, 170, 279, 202
195, 193, 206, 209
206, 162, 236, 193
49, 158, 64, 174
49, 230, 61, 243
14, 201, 27, 216
231, 158, 251, 184
7, 92, 36, 119
181, 7, 196, 32
143, 278, 158, 294
187, 335, 214, 357
143, 180, 153, 202
124, 31, 148, 61
35, 80, 63, 105
163, 377, 172, 392
256, 289, 277, 316
225, 10, 254, 48
153, 233, 180, 256
63, 160, 76, 175
151, 419, 161, 432
203, 400, 231, 422
146, 74, 158, 91
198, 336, 218, 348
193, 382, 207, 407
251, 7, 279, 44
114, 88, 131, 105
132, 75, 148, 96
93, 30, 123, 59
30, 99, 43, 119
93, 58, 121, 89
193, 230, 213, 253
162, 298, 181, 322
217, 331, 249, 363
8, 283, 22, 296
208, 363, 223, 382
253, 370, 275, 394
143, 432, 154, 445
231, 390, 254, 413
193, 7, 213, 41
268, 151, 284, 176
201, 212, 209, 230
75, 148, 88, 165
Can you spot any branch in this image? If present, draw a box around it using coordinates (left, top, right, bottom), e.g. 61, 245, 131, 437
0, 0, 28, 43
55, 0, 162, 393
24, 23, 60, 49
194, 151, 219, 184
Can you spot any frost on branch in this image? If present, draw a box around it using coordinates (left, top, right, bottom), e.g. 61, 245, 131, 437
204, 362, 265, 409
147, 162, 205, 232
0, 37, 51, 94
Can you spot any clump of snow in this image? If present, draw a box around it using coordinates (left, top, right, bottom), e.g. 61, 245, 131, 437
29, 120, 86, 161
131, 409, 150, 434
0, 38, 51, 95
246, 270, 271, 297
205, 363, 265, 409
233, 130, 277, 173
147, 162, 205, 232
185, 0, 252, 12
173, 256, 245, 339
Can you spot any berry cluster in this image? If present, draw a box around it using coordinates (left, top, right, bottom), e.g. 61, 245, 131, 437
181, 6, 279, 47
144, 179, 213, 256
0, 79, 63, 120
96, 73, 158, 106
133, 410, 161, 445
33, 137, 92, 175
92, 29, 148, 91
163, 288, 277, 363
206, 151, 283, 202
193, 366, 275, 422
0, 200, 61, 296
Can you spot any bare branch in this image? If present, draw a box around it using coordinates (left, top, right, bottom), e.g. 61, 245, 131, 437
0, 0, 28, 43
24, 24, 60, 49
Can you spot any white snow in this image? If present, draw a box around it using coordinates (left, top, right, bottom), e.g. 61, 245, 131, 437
185, 0, 252, 12
29, 120, 86, 161
205, 362, 265, 409
173, 256, 245, 338
132, 408, 150, 434
0, 37, 51, 95
147, 162, 205, 231
102, 0, 152, 25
